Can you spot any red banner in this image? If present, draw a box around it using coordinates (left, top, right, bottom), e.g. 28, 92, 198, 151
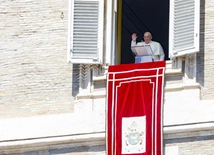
107, 61, 166, 155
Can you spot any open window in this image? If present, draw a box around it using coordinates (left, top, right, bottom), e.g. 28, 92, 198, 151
119, 0, 200, 64
68, 0, 104, 64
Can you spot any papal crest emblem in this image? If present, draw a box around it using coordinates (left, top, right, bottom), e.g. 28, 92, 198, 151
126, 121, 144, 145
122, 116, 146, 154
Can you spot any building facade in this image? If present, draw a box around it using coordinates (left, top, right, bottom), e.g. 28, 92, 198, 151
0, 0, 214, 154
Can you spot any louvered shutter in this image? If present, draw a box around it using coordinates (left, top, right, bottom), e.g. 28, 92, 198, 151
70, 0, 104, 64
169, 0, 200, 58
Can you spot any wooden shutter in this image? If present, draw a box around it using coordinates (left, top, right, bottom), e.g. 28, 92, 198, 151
70, 0, 104, 64
169, 0, 200, 57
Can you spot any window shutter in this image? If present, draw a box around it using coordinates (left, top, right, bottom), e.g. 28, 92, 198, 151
169, 0, 200, 58
70, 0, 104, 64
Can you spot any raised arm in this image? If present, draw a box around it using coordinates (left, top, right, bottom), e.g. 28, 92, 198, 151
131, 33, 137, 47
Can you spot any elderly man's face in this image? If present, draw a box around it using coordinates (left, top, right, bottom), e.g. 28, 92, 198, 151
144, 33, 152, 44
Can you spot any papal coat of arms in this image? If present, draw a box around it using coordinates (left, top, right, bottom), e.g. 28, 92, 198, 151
122, 116, 146, 154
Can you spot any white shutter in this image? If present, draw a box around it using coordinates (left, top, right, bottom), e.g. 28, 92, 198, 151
69, 0, 104, 64
169, 0, 200, 58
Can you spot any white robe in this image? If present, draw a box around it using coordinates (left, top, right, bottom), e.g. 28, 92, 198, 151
131, 40, 165, 61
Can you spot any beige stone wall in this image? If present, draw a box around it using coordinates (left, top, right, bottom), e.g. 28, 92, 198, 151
0, 0, 213, 116
2, 130, 214, 155
197, 0, 214, 99
0, 0, 74, 118
164, 130, 214, 155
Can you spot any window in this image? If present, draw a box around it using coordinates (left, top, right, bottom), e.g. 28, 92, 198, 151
68, 0, 104, 64
169, 0, 200, 58
120, 0, 200, 63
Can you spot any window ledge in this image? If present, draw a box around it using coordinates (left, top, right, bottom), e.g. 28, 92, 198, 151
165, 68, 182, 75
76, 83, 200, 99
165, 83, 201, 92
93, 75, 107, 82
92, 68, 182, 82
76, 91, 106, 100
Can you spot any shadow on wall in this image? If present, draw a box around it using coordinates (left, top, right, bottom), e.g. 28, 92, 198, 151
196, 0, 204, 88
13, 145, 106, 155
72, 64, 80, 97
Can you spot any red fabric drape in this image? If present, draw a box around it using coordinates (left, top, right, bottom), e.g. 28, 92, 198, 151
107, 61, 166, 155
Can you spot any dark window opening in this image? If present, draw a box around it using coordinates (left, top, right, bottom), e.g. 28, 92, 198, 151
121, 0, 170, 64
